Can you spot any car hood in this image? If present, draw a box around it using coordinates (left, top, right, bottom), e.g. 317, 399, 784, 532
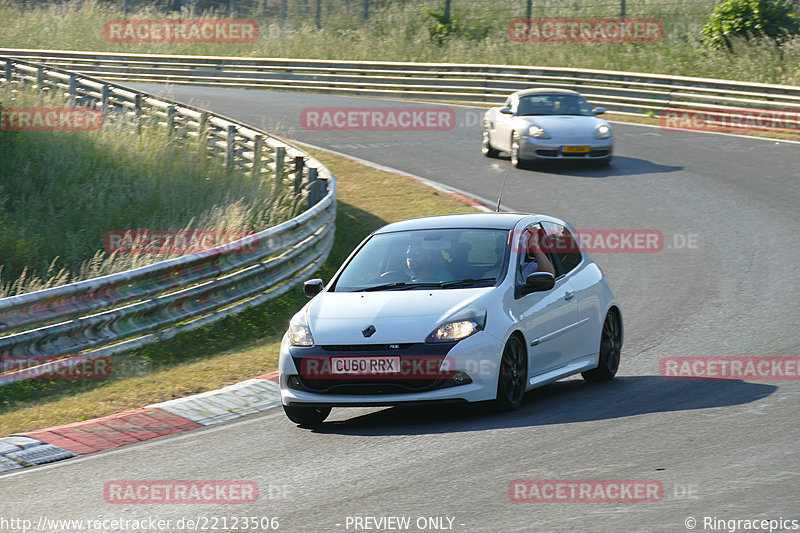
306, 288, 492, 344
516, 115, 607, 138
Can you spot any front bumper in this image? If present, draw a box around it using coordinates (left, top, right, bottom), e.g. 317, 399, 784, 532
518, 136, 612, 160
278, 331, 504, 407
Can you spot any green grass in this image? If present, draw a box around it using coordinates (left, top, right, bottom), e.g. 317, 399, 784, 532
0, 0, 799, 84
0, 147, 477, 435
0, 83, 295, 297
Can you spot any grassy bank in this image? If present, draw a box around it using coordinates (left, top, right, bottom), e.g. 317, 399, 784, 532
0, 83, 294, 297
0, 147, 477, 435
0, 0, 799, 85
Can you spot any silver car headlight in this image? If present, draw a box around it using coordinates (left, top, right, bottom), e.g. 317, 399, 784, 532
288, 311, 314, 346
594, 124, 612, 139
427, 306, 487, 343
528, 125, 551, 139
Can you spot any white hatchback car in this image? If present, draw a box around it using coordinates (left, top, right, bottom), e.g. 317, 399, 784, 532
279, 213, 622, 427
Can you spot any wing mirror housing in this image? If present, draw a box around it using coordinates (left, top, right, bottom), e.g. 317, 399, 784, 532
303, 278, 324, 298
499, 106, 513, 115
592, 107, 607, 115
522, 272, 556, 294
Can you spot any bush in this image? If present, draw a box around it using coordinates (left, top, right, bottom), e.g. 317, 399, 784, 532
701, 0, 800, 50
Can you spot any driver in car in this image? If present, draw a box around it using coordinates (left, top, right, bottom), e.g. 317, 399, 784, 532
520, 229, 555, 279
406, 244, 454, 282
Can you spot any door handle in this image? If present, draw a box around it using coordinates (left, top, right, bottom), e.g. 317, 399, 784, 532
564, 290, 575, 301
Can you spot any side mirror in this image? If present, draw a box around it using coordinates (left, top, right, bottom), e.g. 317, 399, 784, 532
303, 278, 324, 298
592, 107, 606, 115
524, 272, 555, 293
499, 106, 513, 115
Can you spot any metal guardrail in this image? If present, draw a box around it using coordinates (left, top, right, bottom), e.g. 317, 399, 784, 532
0, 56, 336, 385
1, 48, 800, 117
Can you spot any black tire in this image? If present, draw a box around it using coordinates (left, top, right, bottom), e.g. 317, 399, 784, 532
481, 124, 499, 158
510, 133, 528, 169
582, 310, 622, 382
493, 335, 528, 411
283, 404, 331, 427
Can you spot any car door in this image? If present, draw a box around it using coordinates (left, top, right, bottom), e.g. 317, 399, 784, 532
509, 224, 579, 379
541, 222, 604, 362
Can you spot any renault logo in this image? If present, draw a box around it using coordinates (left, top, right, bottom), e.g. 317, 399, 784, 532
362, 325, 376, 338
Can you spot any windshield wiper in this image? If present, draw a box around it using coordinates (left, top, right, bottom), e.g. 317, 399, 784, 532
440, 277, 496, 288
358, 281, 410, 292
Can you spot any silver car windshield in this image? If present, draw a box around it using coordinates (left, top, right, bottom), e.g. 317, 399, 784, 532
517, 94, 594, 116
333, 228, 510, 292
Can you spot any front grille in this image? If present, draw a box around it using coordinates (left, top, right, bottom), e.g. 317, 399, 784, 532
290, 342, 458, 395
321, 344, 413, 352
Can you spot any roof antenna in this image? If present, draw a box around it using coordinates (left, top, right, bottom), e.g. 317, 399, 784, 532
496, 172, 509, 212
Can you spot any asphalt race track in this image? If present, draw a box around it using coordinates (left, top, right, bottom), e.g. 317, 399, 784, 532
2, 84, 799, 533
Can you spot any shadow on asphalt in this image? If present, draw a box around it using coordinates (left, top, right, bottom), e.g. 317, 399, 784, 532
310, 376, 776, 436
498, 155, 683, 178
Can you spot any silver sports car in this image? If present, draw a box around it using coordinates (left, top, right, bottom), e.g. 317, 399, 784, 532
482, 88, 613, 168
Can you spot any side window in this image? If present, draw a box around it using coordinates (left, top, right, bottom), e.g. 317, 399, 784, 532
516, 224, 556, 283
541, 222, 582, 275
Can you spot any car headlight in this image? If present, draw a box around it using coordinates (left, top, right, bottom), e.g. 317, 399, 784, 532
426, 306, 487, 343
528, 125, 551, 139
594, 124, 611, 139
288, 312, 314, 346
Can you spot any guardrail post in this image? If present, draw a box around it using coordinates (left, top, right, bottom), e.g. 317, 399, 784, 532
307, 167, 319, 208
101, 84, 109, 118
225, 125, 236, 171
36, 65, 44, 92
166, 105, 175, 136
293, 156, 305, 196
274, 146, 286, 194
134, 93, 142, 134
252, 135, 263, 179
4, 60, 12, 82
69, 75, 77, 104
198, 112, 208, 147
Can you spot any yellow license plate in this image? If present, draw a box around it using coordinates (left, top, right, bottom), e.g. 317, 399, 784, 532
561, 145, 591, 153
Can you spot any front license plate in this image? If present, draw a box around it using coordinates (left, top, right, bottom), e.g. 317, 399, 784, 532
561, 145, 591, 153
331, 356, 401, 375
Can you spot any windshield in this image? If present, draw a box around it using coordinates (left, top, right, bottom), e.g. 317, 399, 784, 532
332, 228, 510, 292
517, 94, 594, 116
